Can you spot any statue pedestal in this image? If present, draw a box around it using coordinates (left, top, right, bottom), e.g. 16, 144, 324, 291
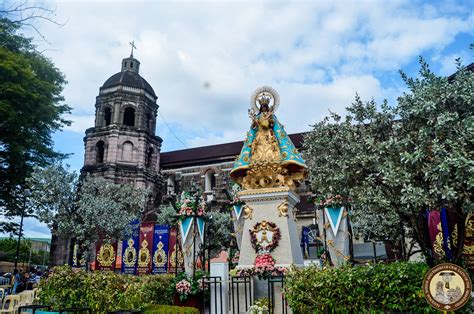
237, 187, 304, 268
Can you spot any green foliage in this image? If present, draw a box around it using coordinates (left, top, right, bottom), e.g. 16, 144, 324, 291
0, 237, 30, 262
38, 265, 174, 312
284, 262, 437, 312
143, 305, 200, 314
27, 165, 149, 256
0, 17, 71, 232
303, 57, 474, 261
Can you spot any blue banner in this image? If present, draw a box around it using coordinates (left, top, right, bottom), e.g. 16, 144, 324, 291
121, 219, 140, 274
152, 224, 170, 274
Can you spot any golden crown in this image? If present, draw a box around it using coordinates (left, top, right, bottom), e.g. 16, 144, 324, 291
258, 93, 271, 106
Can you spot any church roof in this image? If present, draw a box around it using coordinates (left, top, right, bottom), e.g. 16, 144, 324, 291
101, 71, 156, 97
161, 132, 305, 169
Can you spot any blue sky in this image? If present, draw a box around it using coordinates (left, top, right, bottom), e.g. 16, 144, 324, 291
5, 0, 474, 238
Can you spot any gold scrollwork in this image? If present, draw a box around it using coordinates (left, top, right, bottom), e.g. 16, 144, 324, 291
243, 205, 253, 220
153, 241, 167, 267
278, 200, 289, 217
138, 239, 151, 267
123, 238, 137, 268
97, 242, 115, 267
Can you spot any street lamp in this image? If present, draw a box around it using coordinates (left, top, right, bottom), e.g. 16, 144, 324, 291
14, 188, 30, 270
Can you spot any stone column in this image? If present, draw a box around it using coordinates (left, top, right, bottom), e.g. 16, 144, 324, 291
237, 187, 303, 267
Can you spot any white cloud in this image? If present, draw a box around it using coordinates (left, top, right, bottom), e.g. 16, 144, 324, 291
24, 0, 473, 150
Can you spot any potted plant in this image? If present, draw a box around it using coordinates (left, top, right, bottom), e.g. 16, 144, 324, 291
172, 271, 206, 310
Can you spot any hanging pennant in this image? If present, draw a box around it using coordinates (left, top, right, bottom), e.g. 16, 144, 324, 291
152, 225, 170, 274
324, 207, 344, 237
233, 204, 243, 220
196, 217, 206, 243
179, 217, 194, 242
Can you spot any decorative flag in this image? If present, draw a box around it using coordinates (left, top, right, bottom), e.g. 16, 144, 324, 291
95, 239, 117, 271
324, 207, 344, 237
168, 227, 184, 273
233, 204, 243, 220
428, 210, 444, 260
463, 213, 474, 272
179, 217, 194, 242
137, 222, 154, 275
440, 208, 453, 261
121, 220, 140, 274
196, 217, 206, 243
152, 225, 170, 274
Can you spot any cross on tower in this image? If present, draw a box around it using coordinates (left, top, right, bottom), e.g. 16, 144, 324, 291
129, 41, 137, 57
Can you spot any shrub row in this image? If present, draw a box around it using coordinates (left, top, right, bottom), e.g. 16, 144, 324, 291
284, 262, 436, 312
38, 265, 174, 312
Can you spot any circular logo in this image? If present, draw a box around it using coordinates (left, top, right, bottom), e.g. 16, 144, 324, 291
423, 263, 472, 311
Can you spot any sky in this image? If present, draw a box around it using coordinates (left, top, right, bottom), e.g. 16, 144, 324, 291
3, 0, 474, 238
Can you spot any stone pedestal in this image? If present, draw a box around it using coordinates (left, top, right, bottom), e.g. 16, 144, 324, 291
237, 187, 304, 268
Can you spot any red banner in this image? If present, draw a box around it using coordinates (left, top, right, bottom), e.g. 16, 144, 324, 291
167, 227, 184, 273
137, 222, 154, 274
463, 213, 474, 272
95, 239, 117, 271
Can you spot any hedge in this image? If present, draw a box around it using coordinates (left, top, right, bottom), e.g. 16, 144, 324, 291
284, 262, 438, 313
143, 305, 200, 314
38, 265, 174, 312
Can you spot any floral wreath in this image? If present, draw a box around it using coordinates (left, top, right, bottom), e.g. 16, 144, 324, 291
250, 221, 281, 253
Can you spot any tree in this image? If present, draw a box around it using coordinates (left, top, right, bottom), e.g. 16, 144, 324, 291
0, 17, 71, 233
28, 165, 149, 257
303, 58, 474, 264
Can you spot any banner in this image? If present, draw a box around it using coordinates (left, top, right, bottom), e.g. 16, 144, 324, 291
121, 220, 140, 274
95, 239, 117, 271
152, 225, 170, 274
463, 213, 474, 272
324, 207, 344, 237
233, 204, 243, 220
168, 227, 184, 273
179, 217, 194, 242
137, 222, 154, 275
196, 217, 206, 243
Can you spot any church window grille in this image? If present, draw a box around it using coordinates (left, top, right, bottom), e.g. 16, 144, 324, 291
122, 141, 134, 161
146, 113, 152, 130
104, 107, 112, 126
96, 140, 105, 163
123, 107, 135, 126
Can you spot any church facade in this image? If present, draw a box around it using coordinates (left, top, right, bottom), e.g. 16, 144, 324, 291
51, 54, 319, 265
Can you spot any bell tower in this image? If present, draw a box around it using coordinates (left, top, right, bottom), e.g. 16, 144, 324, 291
81, 51, 163, 209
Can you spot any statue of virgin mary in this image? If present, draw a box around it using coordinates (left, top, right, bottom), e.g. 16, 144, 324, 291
230, 86, 307, 190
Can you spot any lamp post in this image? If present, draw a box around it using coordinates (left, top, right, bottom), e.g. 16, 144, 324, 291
14, 188, 30, 270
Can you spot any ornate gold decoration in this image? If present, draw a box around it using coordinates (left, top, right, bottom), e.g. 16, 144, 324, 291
243, 205, 253, 220
249, 86, 280, 116
123, 238, 137, 268
153, 241, 167, 267
169, 248, 184, 268
97, 242, 115, 267
278, 200, 289, 217
238, 161, 306, 190
138, 239, 151, 267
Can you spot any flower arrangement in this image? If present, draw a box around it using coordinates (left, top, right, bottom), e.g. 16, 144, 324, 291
248, 298, 269, 314
172, 271, 206, 301
236, 253, 288, 279
176, 191, 206, 220
315, 194, 351, 208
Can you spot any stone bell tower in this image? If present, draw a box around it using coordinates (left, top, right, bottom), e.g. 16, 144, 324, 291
81, 49, 163, 209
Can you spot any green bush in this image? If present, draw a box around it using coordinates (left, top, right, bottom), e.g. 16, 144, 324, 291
284, 262, 437, 313
143, 305, 200, 314
38, 265, 174, 312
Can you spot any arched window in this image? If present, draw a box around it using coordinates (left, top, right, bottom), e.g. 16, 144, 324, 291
146, 147, 154, 168
123, 107, 135, 126
204, 170, 216, 192
104, 107, 112, 126
96, 141, 105, 163
122, 141, 134, 161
